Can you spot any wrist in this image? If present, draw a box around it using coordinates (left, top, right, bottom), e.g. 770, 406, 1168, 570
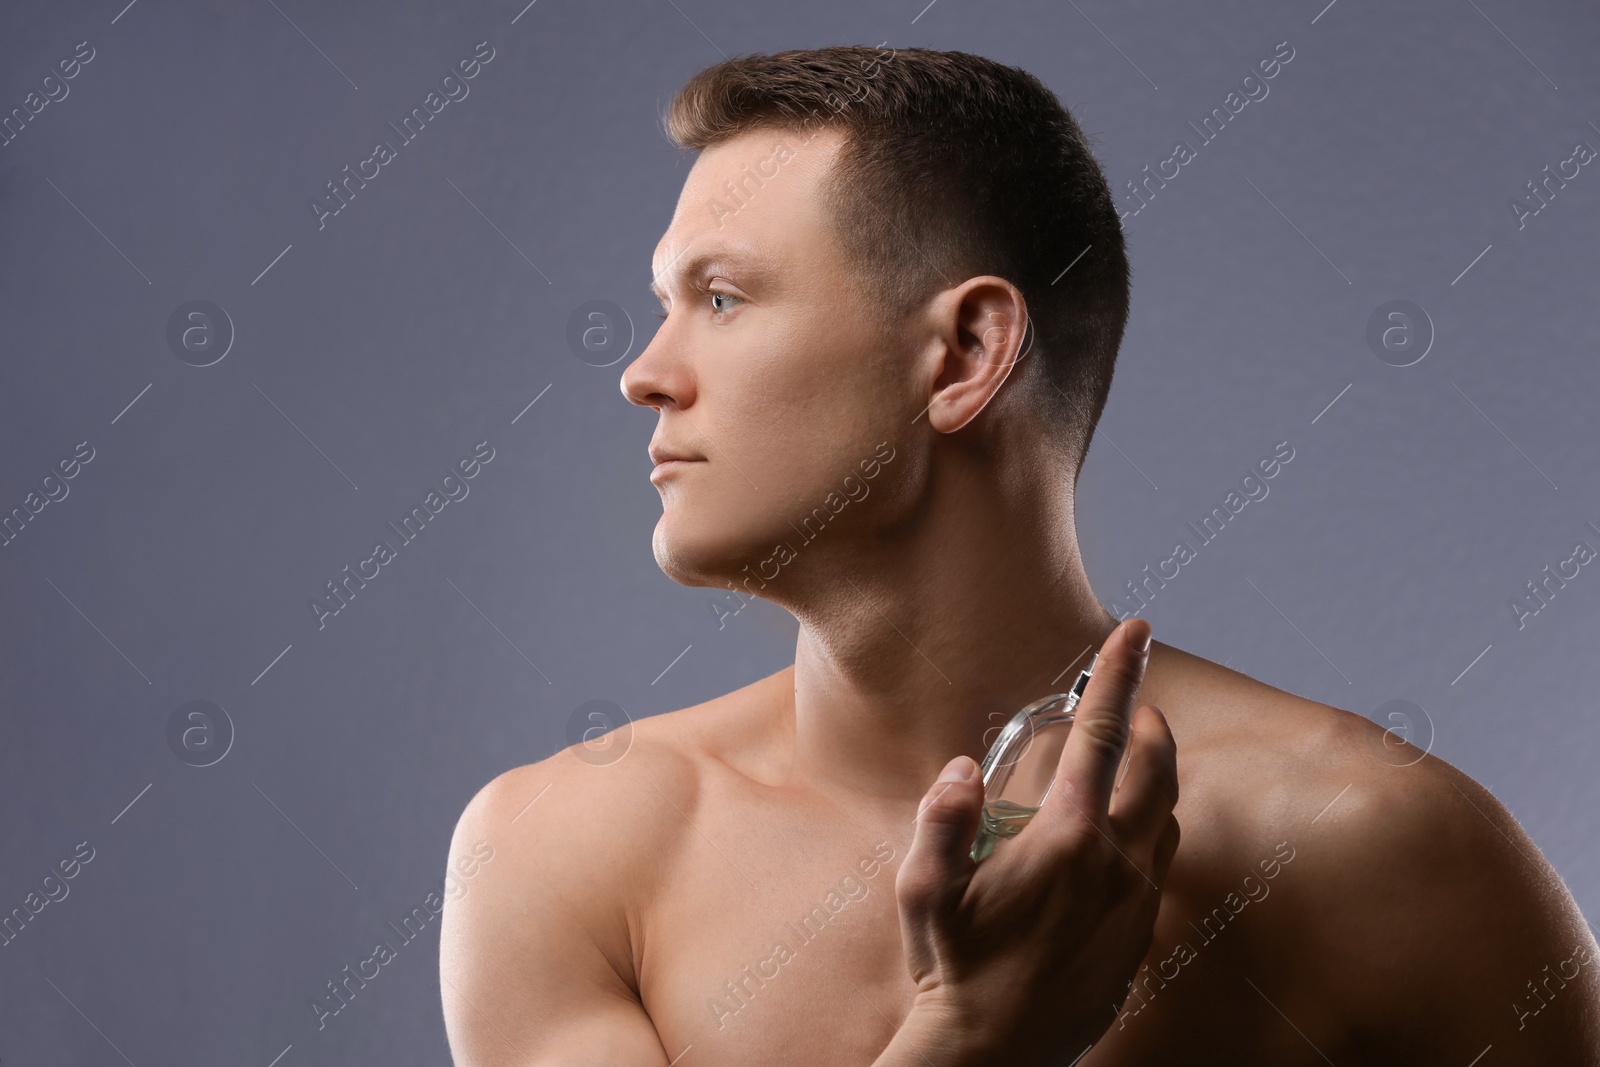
891, 987, 1105, 1067
876, 1000, 985, 1067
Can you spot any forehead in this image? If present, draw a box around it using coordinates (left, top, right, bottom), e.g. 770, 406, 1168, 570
649, 126, 849, 298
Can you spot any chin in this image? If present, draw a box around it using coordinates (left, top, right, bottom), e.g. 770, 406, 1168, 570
650, 513, 776, 591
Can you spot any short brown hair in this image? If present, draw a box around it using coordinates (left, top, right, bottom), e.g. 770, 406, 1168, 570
664, 44, 1131, 477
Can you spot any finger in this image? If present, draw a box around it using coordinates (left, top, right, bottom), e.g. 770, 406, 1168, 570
1109, 704, 1180, 845
1040, 618, 1150, 833
896, 755, 984, 923
1152, 814, 1181, 886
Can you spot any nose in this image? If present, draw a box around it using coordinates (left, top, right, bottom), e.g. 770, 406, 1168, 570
620, 319, 692, 411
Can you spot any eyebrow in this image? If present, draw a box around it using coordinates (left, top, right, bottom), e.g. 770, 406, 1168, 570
648, 246, 773, 305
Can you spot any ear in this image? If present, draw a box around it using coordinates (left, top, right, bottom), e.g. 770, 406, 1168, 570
922, 277, 1031, 435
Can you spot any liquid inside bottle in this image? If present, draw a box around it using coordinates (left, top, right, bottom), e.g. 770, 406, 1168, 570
970, 798, 1041, 862
968, 655, 1098, 864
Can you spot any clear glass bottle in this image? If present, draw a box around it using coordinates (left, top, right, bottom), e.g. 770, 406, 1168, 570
969, 655, 1098, 863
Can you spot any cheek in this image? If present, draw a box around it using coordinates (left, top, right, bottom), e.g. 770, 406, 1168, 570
739, 368, 879, 503
691, 303, 908, 524
741, 317, 836, 401
737, 317, 898, 438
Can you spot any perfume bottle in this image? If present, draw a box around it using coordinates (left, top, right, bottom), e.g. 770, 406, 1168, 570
969, 655, 1098, 863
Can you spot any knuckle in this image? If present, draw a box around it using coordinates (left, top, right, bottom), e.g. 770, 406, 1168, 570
1138, 705, 1178, 751
918, 778, 976, 821
1153, 816, 1182, 877
1150, 753, 1181, 811
1125, 722, 1180, 808
1092, 660, 1143, 702
919, 791, 969, 824
895, 866, 939, 908
1060, 822, 1120, 877
1075, 708, 1132, 753
1040, 821, 1097, 872
1111, 839, 1142, 886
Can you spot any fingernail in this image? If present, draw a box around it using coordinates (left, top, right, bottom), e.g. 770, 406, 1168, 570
937, 755, 975, 783
1131, 621, 1152, 653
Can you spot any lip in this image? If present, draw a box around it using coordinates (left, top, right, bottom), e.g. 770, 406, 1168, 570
648, 445, 702, 464
649, 458, 700, 482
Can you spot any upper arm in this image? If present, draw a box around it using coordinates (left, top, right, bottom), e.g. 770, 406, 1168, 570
1316, 756, 1600, 1064
439, 761, 670, 1067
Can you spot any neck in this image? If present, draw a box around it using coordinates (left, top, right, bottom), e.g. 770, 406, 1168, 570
767, 463, 1119, 806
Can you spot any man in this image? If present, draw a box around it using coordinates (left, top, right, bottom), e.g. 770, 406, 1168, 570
440, 45, 1600, 1064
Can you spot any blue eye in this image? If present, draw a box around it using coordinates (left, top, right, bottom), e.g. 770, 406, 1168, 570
708, 289, 740, 314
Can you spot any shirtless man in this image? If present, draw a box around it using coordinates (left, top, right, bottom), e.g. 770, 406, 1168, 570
439, 45, 1600, 1064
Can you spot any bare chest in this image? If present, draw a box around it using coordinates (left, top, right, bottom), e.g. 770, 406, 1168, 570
632, 788, 1351, 1066
636, 795, 916, 1063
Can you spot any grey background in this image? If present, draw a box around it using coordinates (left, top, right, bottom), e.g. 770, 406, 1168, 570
3, 0, 1597, 1061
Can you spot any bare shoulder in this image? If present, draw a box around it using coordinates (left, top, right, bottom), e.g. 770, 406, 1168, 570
1160, 649, 1600, 1063
1144, 643, 1407, 830
437, 669, 790, 1065
1291, 732, 1600, 1062
442, 666, 789, 984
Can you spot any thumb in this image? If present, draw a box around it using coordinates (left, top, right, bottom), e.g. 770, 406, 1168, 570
897, 755, 984, 922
